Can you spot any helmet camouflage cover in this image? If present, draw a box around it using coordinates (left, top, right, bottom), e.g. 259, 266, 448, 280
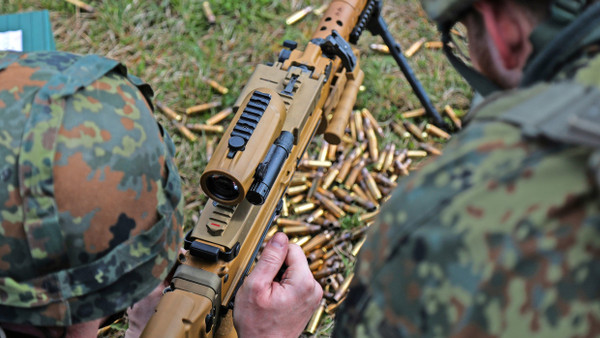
0, 51, 183, 327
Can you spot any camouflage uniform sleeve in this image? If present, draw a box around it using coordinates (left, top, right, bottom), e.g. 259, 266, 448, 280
333, 87, 600, 337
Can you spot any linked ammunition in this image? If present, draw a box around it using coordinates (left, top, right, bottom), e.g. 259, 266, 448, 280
286, 6, 313, 25
156, 101, 182, 121
186, 124, 224, 133
401, 107, 426, 119
420, 142, 442, 155
173, 122, 198, 142
333, 273, 354, 302
444, 105, 462, 129
205, 107, 233, 125
405, 37, 426, 57
361, 168, 382, 200
369, 43, 390, 54
403, 121, 425, 141
425, 41, 444, 49
361, 108, 384, 137
202, 1, 216, 24
305, 300, 326, 335
425, 123, 451, 140
185, 101, 221, 115
293, 202, 316, 215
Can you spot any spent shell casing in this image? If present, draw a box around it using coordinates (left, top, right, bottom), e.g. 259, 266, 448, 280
420, 142, 442, 155
202, 1, 216, 24
173, 122, 198, 142
293, 202, 316, 215
403, 121, 425, 141
341, 203, 362, 214
186, 124, 224, 133
289, 194, 305, 205
293, 235, 312, 247
309, 259, 324, 272
264, 226, 278, 242
290, 174, 308, 186
313, 266, 338, 280
304, 300, 327, 335
281, 198, 289, 217
359, 180, 379, 206
369, 43, 390, 54
354, 109, 365, 142
425, 123, 451, 140
318, 141, 329, 162
349, 111, 358, 142
306, 208, 324, 224
313, 4, 329, 16
322, 164, 340, 190
374, 144, 389, 172
401, 107, 426, 119
324, 213, 340, 228
326, 296, 347, 314
333, 272, 354, 302
336, 153, 355, 184
287, 184, 309, 196
405, 37, 426, 57
344, 159, 366, 189
314, 192, 346, 219
364, 118, 379, 162
395, 148, 408, 163
359, 210, 379, 223
352, 236, 367, 256
65, 0, 94, 12
332, 186, 353, 203
283, 224, 322, 236
286, 6, 313, 25
300, 159, 332, 169
203, 77, 228, 95
407, 150, 428, 158
307, 248, 326, 263
316, 186, 336, 201
361, 108, 384, 137
327, 275, 341, 290
391, 121, 412, 139
307, 172, 323, 200
444, 105, 462, 129
186, 101, 221, 115
425, 41, 444, 49
374, 172, 398, 188
205, 107, 233, 125
156, 101, 182, 121
327, 143, 338, 162
383, 143, 396, 173
206, 136, 217, 161
276, 218, 308, 227
394, 159, 410, 176
303, 231, 334, 253
361, 168, 382, 200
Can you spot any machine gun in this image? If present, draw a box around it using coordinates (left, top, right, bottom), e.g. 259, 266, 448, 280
142, 1, 442, 336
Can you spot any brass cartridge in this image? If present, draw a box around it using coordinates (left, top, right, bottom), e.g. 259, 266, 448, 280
290, 174, 308, 186
293, 236, 312, 247
306, 208, 324, 223
324, 213, 340, 228
361, 108, 384, 137
156, 101, 182, 121
425, 41, 444, 49
303, 230, 333, 253
307, 171, 323, 199
374, 144, 389, 171
341, 203, 362, 214
395, 148, 408, 163
293, 202, 316, 215
420, 142, 442, 155
327, 143, 338, 162
322, 163, 340, 190
364, 118, 379, 162
264, 226, 278, 242
326, 296, 347, 314
361, 168, 382, 200
316, 186, 336, 201
351, 184, 369, 203
369, 43, 390, 54
327, 275, 341, 290
407, 150, 428, 158
307, 248, 326, 263
401, 107, 426, 119
382, 143, 396, 173
286, 184, 309, 196
359, 180, 379, 206
359, 210, 379, 223
394, 159, 411, 176
391, 121, 411, 139
309, 259, 324, 272
403, 121, 425, 141
286, 6, 313, 25
314, 192, 346, 219
202, 1, 216, 24
283, 224, 322, 236
203, 77, 228, 95
276, 218, 307, 227
318, 141, 329, 162
66, 0, 94, 12
332, 186, 353, 204
333, 273, 354, 302
425, 123, 451, 140
354, 109, 365, 142
185, 101, 221, 115
336, 154, 355, 184
405, 37, 426, 57
281, 198, 289, 217
374, 172, 398, 188
313, 266, 338, 280
186, 124, 224, 133
352, 236, 367, 256
349, 111, 358, 142
205, 107, 233, 125
313, 4, 329, 16
344, 159, 366, 189
289, 194, 305, 205
300, 159, 332, 169
173, 122, 198, 142
304, 300, 326, 335
444, 105, 462, 129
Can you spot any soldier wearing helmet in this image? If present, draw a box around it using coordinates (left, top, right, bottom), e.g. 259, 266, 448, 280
236, 0, 600, 336
0, 51, 183, 337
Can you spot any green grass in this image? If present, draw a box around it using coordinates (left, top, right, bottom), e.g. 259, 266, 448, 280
2, 0, 471, 336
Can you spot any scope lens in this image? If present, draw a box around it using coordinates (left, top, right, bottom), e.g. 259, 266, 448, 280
205, 174, 240, 201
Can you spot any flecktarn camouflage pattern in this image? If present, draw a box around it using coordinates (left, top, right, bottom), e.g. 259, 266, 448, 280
334, 5, 600, 338
0, 51, 183, 326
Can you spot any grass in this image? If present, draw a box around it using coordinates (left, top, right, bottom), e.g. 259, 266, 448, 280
2, 0, 471, 336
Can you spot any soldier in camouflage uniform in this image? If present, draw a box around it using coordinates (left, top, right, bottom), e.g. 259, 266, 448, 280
0, 51, 183, 336
331, 0, 600, 336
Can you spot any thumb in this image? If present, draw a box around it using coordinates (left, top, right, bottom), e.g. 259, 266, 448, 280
250, 232, 289, 286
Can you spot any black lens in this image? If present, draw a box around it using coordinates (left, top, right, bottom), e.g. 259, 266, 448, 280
206, 174, 239, 201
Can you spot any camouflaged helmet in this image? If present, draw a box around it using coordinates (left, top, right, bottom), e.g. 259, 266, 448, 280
0, 51, 183, 327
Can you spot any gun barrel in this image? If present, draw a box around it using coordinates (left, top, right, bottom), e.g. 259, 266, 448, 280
324, 69, 364, 144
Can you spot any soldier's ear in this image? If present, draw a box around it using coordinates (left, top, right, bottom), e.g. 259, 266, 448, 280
473, 0, 534, 70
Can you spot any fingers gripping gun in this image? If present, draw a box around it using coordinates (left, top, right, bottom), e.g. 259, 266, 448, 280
142, 1, 436, 337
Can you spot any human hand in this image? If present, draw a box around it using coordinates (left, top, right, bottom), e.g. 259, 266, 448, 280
233, 232, 323, 338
